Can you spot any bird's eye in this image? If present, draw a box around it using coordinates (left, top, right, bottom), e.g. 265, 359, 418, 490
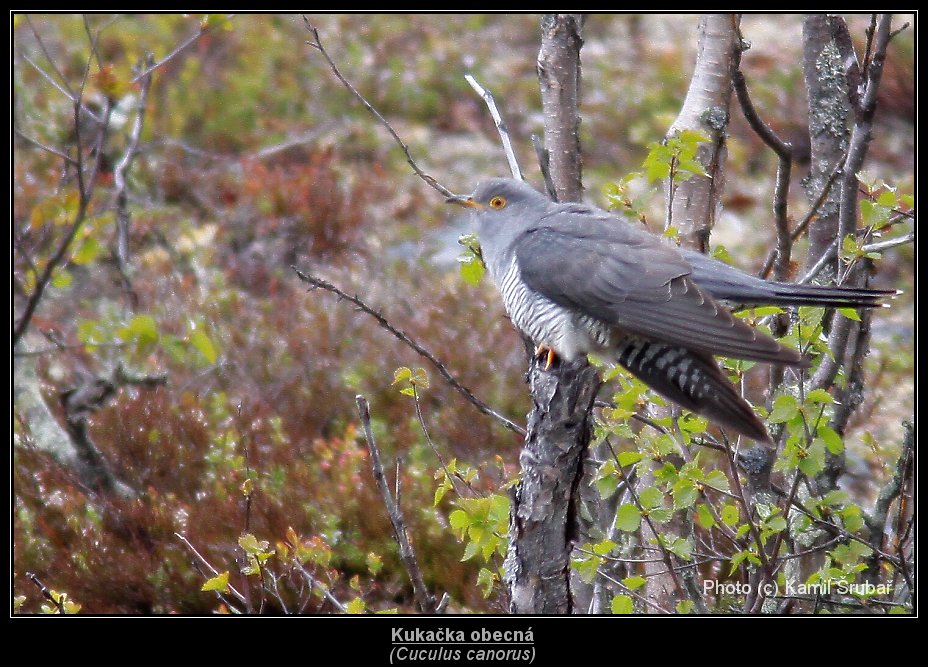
489, 196, 507, 209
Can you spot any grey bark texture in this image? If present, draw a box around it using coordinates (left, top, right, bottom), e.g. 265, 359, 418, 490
642, 13, 740, 612
666, 14, 740, 251
801, 14, 852, 273
504, 13, 596, 615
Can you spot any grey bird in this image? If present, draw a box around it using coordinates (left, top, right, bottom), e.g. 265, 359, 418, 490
447, 177, 893, 443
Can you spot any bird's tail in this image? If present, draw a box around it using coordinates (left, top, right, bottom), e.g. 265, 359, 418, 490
731, 282, 896, 309
616, 338, 771, 444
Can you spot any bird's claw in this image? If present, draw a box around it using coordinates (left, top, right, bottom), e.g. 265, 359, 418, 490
534, 344, 557, 371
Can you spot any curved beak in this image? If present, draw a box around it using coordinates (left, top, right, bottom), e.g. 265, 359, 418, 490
445, 194, 484, 209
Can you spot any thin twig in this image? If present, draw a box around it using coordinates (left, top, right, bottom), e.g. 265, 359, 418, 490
174, 532, 247, 604
596, 569, 672, 615
20, 54, 103, 123
298, 566, 348, 613
25, 15, 75, 97
12, 94, 112, 348
131, 15, 234, 83
303, 17, 453, 198
412, 385, 477, 498
759, 158, 844, 279
356, 395, 436, 613
733, 69, 793, 281
25, 572, 65, 613
604, 438, 685, 598
112, 53, 154, 294
292, 266, 524, 435
465, 74, 523, 181
13, 128, 78, 166
866, 421, 913, 556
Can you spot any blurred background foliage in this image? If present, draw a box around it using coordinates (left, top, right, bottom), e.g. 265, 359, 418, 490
13, 14, 913, 613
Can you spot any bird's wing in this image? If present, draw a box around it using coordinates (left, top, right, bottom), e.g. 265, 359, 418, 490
514, 214, 801, 365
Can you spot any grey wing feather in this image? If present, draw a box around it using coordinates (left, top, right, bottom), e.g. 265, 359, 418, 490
515, 213, 802, 365
681, 248, 893, 308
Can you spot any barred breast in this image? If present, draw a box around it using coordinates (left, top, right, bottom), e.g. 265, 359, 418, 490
493, 257, 612, 361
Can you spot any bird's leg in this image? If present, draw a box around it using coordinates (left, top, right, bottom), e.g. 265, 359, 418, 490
534, 344, 558, 370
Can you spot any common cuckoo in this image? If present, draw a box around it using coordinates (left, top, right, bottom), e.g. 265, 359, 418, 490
448, 177, 892, 442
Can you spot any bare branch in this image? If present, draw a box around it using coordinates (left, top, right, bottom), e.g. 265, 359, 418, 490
298, 566, 348, 613
131, 15, 234, 83
303, 17, 453, 198
25, 572, 65, 613
13, 128, 77, 166
759, 158, 844, 279
733, 69, 793, 281
356, 395, 437, 613
605, 439, 685, 597
24, 16, 74, 96
292, 266, 524, 435
413, 386, 477, 498
12, 99, 112, 348
175, 532, 247, 605
464, 74, 523, 181
112, 54, 155, 293
866, 421, 913, 558
531, 133, 557, 199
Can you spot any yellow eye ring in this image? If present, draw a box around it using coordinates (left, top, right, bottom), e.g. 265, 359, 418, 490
489, 196, 507, 209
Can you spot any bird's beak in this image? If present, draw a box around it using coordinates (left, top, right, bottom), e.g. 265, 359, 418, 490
445, 194, 484, 209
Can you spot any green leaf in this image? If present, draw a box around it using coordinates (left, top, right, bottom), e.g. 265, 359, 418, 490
458, 254, 485, 286
448, 509, 470, 532
615, 504, 641, 532
638, 486, 663, 510
622, 576, 647, 591
705, 470, 731, 492
676, 600, 694, 615
190, 329, 218, 364
798, 443, 826, 477
618, 451, 643, 467
696, 503, 716, 529
817, 425, 844, 454
822, 489, 849, 506
805, 389, 834, 405
238, 534, 260, 552
392, 367, 412, 384
838, 307, 861, 321
611, 594, 634, 615
876, 190, 898, 207
721, 503, 740, 526
366, 552, 383, 576
649, 508, 674, 524
477, 568, 497, 598
51, 270, 73, 288
461, 540, 480, 562
768, 394, 799, 423
672, 480, 698, 510
346, 597, 366, 614
201, 571, 230, 593
127, 314, 159, 347
592, 539, 617, 556
410, 367, 429, 388
71, 236, 101, 265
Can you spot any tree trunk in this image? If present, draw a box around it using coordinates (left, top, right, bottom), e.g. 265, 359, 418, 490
801, 14, 852, 273
640, 13, 741, 613
667, 14, 741, 251
505, 13, 596, 615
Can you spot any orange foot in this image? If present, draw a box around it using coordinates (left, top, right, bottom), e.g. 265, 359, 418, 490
534, 344, 558, 371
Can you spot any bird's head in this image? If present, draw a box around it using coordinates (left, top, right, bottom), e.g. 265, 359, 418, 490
446, 178, 550, 261
446, 177, 548, 213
